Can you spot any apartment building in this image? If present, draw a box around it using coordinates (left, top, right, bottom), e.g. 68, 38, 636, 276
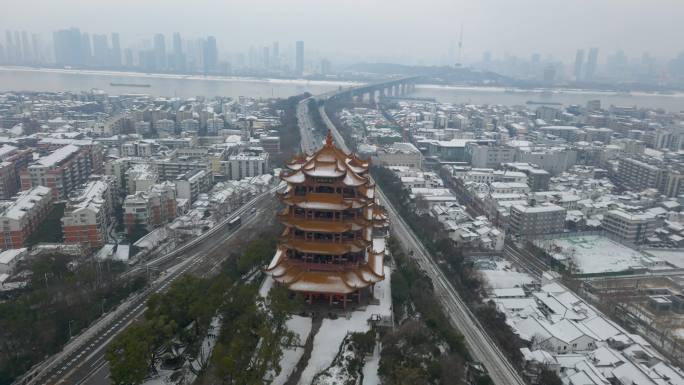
0, 145, 33, 199
466, 143, 517, 169
503, 163, 551, 191
36, 139, 104, 174
220, 151, 269, 180
0, 186, 53, 249
125, 163, 158, 194
61, 180, 111, 249
175, 169, 212, 202
509, 203, 566, 237
617, 157, 663, 192
20, 144, 98, 199
123, 182, 177, 232
602, 209, 656, 244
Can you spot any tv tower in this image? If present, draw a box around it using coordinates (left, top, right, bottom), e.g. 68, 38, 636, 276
457, 23, 464, 66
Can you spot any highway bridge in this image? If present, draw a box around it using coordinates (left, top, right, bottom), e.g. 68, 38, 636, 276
320, 75, 420, 103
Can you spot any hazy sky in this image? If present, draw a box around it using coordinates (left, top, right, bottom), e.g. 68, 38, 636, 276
3, 0, 684, 64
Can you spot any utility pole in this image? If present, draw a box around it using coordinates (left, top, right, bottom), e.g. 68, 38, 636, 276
68, 320, 74, 340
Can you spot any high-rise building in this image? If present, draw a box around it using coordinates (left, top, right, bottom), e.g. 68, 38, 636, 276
585, 47, 599, 81
272, 41, 279, 69
13, 31, 22, 62
543, 64, 556, 84
172, 32, 184, 71
31, 33, 41, 64
153, 33, 166, 71
320, 58, 331, 75
80, 32, 92, 65
53, 28, 83, 66
573, 49, 585, 81
262, 46, 269, 68
111, 33, 121, 67
123, 48, 134, 67
20, 31, 31, 63
5, 31, 14, 63
92, 34, 109, 67
295, 40, 304, 76
203, 36, 217, 73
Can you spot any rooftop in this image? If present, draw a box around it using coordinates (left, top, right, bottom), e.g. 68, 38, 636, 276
34, 144, 80, 167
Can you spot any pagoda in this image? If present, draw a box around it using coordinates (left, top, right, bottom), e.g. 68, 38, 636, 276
264, 131, 388, 307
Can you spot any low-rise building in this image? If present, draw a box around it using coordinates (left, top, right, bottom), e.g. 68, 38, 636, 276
374, 142, 423, 168
0, 247, 27, 274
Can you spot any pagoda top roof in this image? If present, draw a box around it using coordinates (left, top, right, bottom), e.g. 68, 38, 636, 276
283, 131, 370, 186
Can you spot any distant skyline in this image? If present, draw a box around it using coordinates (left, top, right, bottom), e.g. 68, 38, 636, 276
2, 0, 684, 65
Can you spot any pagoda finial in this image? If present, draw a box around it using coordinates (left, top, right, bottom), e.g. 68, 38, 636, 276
325, 130, 334, 146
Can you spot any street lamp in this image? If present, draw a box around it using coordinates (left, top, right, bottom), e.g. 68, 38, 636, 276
68, 320, 74, 340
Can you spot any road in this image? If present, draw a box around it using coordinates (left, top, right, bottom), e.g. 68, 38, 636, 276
306, 87, 527, 385
19, 186, 280, 385
297, 97, 321, 154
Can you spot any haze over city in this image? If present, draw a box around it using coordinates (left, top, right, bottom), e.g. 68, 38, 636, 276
3, 0, 684, 64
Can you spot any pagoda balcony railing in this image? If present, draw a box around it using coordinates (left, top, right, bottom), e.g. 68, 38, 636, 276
287, 259, 362, 272
282, 235, 367, 244
279, 213, 371, 225
279, 191, 371, 204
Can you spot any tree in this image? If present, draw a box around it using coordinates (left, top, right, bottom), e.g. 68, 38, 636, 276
107, 322, 155, 385
127, 220, 148, 244
538, 369, 563, 385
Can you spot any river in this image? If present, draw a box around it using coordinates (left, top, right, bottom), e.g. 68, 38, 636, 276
1, 66, 683, 111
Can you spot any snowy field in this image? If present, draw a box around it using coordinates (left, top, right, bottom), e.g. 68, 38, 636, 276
536, 236, 646, 274
476, 259, 535, 289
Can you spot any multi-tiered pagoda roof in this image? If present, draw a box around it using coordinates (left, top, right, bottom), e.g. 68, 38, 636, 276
264, 132, 388, 306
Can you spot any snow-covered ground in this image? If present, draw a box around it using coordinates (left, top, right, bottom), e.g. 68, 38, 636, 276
259, 275, 275, 298
271, 316, 313, 385
477, 259, 534, 289
259, 276, 314, 385
298, 266, 391, 385
361, 342, 381, 385
536, 236, 646, 274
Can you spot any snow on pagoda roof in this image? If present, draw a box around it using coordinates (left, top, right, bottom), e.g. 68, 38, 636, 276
282, 130, 370, 186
